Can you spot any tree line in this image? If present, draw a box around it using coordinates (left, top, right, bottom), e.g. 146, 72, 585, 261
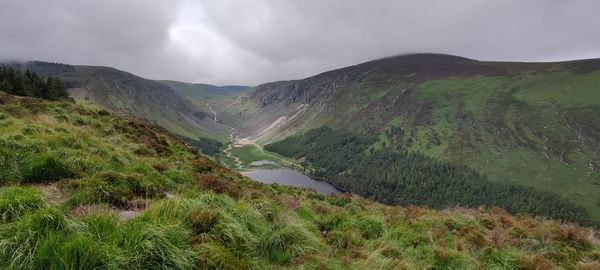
0, 67, 69, 101
266, 126, 593, 226
177, 135, 223, 156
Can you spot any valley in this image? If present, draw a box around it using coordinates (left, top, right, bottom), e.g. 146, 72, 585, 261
8, 54, 597, 224
3, 1, 600, 268
2, 56, 600, 268
191, 54, 600, 224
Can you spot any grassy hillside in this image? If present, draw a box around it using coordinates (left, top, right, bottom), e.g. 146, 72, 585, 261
2, 93, 600, 269
3, 61, 227, 140
213, 54, 600, 222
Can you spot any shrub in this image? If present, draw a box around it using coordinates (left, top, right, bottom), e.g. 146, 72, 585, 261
0, 186, 47, 223
23, 154, 72, 183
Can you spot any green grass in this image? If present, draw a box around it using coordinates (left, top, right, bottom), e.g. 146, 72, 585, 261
0, 186, 47, 223
229, 145, 289, 167
22, 154, 73, 183
396, 75, 600, 221
1, 93, 599, 269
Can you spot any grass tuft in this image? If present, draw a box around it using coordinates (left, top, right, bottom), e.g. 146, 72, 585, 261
119, 220, 196, 270
260, 224, 320, 264
23, 154, 72, 183
0, 186, 46, 223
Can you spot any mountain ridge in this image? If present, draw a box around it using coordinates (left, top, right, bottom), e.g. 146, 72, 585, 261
1, 61, 232, 140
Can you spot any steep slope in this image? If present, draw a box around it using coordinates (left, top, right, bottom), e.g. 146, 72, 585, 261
3, 61, 226, 139
1, 92, 600, 269
213, 53, 600, 221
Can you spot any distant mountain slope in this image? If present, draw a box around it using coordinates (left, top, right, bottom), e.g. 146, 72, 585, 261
214, 53, 600, 221
159, 80, 249, 97
159, 80, 249, 120
2, 61, 226, 139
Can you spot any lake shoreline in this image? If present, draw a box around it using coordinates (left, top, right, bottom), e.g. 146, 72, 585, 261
242, 165, 343, 195
279, 164, 347, 193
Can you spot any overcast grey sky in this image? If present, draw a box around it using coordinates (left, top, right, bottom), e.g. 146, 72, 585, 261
1, 0, 599, 85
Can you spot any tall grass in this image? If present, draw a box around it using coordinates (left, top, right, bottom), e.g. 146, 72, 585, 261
0, 208, 70, 269
260, 224, 320, 264
0, 186, 47, 223
119, 220, 196, 270
22, 154, 73, 183
0, 208, 197, 270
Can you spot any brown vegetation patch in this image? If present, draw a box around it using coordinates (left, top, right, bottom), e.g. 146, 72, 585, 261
193, 157, 219, 173
198, 174, 230, 193
189, 207, 220, 233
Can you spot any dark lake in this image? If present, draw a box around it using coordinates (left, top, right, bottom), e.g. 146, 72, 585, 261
242, 168, 341, 195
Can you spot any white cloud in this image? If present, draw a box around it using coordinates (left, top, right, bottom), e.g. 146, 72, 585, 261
1, 0, 600, 85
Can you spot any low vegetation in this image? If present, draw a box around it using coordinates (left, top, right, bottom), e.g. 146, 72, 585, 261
1, 92, 599, 269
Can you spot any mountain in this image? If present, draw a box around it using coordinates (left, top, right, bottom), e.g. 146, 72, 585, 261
1, 91, 599, 269
2, 61, 227, 140
159, 80, 249, 98
208, 53, 600, 222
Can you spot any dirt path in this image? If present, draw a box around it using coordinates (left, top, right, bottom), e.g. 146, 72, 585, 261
38, 182, 66, 205
223, 127, 243, 170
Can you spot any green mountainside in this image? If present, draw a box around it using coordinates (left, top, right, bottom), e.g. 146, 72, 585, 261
2, 89, 600, 269
265, 126, 591, 225
205, 54, 600, 222
3, 61, 228, 140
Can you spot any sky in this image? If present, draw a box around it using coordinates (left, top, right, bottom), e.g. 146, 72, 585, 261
1, 0, 599, 86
